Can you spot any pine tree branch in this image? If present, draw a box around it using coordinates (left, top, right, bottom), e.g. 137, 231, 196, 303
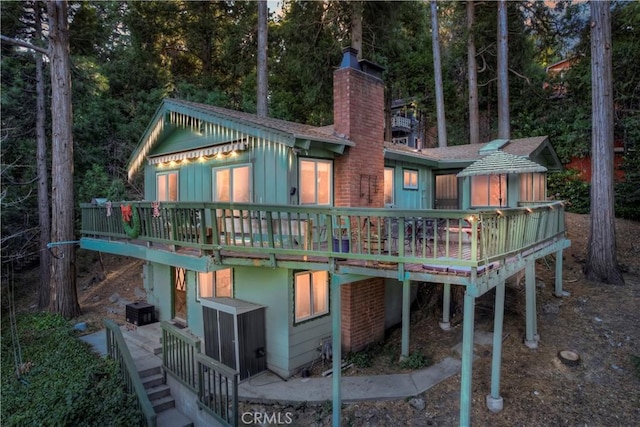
0, 35, 49, 56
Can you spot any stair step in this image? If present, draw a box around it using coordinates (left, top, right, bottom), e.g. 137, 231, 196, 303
151, 395, 175, 413
156, 408, 194, 427
146, 384, 171, 401
142, 373, 165, 390
124, 329, 162, 355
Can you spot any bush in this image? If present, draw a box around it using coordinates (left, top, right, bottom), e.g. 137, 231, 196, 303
399, 352, 432, 370
1, 312, 141, 426
547, 169, 590, 214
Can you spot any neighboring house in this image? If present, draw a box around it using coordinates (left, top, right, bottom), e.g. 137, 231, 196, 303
390, 98, 422, 148
543, 56, 581, 99
80, 47, 570, 424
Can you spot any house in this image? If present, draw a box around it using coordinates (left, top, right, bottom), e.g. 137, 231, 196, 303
80, 47, 570, 425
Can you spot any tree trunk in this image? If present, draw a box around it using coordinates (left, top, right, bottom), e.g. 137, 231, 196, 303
35, 0, 51, 308
585, 0, 624, 285
497, 0, 510, 139
257, 0, 268, 118
350, 1, 363, 59
431, 0, 447, 147
47, 0, 81, 318
467, 1, 480, 145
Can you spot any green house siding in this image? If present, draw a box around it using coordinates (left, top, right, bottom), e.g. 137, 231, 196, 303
144, 263, 173, 322
233, 267, 291, 378
385, 161, 434, 210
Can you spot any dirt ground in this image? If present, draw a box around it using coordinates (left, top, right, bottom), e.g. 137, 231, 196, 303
11, 213, 640, 426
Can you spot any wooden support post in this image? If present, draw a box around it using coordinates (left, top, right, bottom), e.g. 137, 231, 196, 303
439, 283, 452, 330
524, 262, 539, 349
459, 291, 476, 427
401, 278, 411, 360
331, 276, 342, 427
486, 279, 505, 413
554, 249, 569, 297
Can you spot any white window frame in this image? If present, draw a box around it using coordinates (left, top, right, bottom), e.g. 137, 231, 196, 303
157, 171, 179, 201
299, 159, 332, 205
384, 167, 395, 206
403, 169, 418, 190
212, 164, 252, 203
294, 271, 329, 323
197, 269, 233, 300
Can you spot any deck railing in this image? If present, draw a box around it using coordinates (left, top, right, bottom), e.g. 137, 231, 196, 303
104, 319, 157, 427
161, 322, 238, 427
196, 353, 239, 427
81, 201, 566, 269
161, 321, 201, 392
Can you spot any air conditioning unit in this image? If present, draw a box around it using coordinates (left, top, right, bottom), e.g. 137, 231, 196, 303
126, 302, 155, 326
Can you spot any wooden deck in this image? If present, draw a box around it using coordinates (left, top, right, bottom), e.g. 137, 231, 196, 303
80, 201, 569, 295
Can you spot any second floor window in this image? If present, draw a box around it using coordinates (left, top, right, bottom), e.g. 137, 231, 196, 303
384, 167, 394, 206
520, 173, 546, 202
157, 171, 178, 201
403, 169, 418, 190
471, 174, 507, 207
213, 164, 251, 202
300, 159, 332, 205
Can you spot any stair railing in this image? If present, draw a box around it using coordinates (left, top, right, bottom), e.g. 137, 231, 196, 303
104, 319, 157, 427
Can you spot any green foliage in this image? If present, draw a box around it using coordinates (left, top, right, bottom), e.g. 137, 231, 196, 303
399, 352, 432, 370
77, 164, 126, 204
547, 169, 590, 214
1, 312, 141, 426
347, 350, 374, 369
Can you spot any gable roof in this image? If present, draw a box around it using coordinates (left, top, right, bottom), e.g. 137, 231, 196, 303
127, 98, 353, 180
384, 136, 563, 171
457, 151, 548, 177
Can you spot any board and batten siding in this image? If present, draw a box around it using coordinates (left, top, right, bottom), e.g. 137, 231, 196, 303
143, 131, 294, 204
385, 161, 434, 210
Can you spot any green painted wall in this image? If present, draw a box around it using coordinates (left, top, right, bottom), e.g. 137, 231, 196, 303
233, 267, 291, 378
145, 262, 173, 322
385, 161, 432, 209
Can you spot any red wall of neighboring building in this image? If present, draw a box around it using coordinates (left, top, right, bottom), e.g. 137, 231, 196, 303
566, 154, 626, 182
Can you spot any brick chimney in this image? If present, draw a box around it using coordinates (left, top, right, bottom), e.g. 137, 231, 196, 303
333, 47, 385, 208
333, 47, 386, 352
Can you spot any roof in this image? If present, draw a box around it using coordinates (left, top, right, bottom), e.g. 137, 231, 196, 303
127, 99, 352, 179
457, 151, 548, 177
384, 136, 563, 171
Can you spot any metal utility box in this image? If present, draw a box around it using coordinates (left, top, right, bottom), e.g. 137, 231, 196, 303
126, 302, 155, 326
202, 299, 266, 380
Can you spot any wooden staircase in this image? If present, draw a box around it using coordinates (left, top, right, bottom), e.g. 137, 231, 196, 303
123, 323, 194, 427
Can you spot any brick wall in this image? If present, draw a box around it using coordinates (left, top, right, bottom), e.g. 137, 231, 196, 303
340, 278, 385, 352
333, 64, 385, 209
333, 53, 386, 353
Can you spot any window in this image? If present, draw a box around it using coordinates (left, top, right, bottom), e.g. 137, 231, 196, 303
384, 167, 394, 206
520, 173, 546, 202
198, 269, 233, 300
213, 165, 251, 202
300, 159, 332, 205
157, 171, 178, 201
471, 174, 507, 207
403, 169, 418, 189
294, 271, 329, 323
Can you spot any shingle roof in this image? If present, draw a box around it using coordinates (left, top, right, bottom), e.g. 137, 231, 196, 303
457, 150, 548, 177
167, 99, 352, 146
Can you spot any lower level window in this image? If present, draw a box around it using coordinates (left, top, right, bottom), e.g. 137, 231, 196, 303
294, 271, 329, 323
198, 269, 233, 299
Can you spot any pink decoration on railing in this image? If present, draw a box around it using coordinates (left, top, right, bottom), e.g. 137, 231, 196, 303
152, 201, 161, 218
106, 201, 112, 217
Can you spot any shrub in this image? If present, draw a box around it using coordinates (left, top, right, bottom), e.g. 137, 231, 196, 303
1, 312, 141, 426
399, 352, 432, 370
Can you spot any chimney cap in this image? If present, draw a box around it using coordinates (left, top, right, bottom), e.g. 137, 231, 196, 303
340, 47, 361, 70
359, 59, 385, 79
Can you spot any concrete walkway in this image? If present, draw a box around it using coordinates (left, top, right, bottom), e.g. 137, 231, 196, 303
238, 357, 461, 404
80, 328, 489, 405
